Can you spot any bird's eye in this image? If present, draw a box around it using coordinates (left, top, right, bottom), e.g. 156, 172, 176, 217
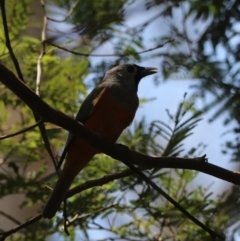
127, 65, 135, 73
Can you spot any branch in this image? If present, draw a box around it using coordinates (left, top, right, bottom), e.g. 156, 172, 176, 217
36, 0, 47, 96
47, 0, 80, 22
129, 153, 240, 186
66, 167, 141, 198
65, 158, 240, 198
47, 39, 174, 58
36, 0, 60, 173
64, 204, 117, 228
0, 64, 222, 183
0, 119, 43, 140
0, 211, 21, 225
0, 215, 42, 241
0, 63, 226, 239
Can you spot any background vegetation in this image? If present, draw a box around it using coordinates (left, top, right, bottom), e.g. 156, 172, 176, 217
0, 0, 239, 240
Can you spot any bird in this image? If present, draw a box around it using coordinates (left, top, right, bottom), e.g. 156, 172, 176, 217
42, 64, 158, 219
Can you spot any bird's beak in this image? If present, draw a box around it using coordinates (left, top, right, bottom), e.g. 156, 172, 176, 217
140, 67, 158, 77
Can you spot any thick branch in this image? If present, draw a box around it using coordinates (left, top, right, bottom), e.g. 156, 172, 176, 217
0, 63, 239, 186
0, 63, 227, 239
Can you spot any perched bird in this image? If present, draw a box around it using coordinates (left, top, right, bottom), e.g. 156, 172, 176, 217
42, 64, 158, 219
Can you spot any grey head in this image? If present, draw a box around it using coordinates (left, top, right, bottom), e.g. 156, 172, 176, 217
101, 64, 158, 91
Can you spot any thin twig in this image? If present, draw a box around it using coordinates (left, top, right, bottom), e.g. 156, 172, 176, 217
36, 0, 59, 172
0, 214, 42, 241
0, 211, 21, 225
38, 1, 64, 221
0, 119, 43, 140
64, 204, 117, 228
48, 39, 174, 58
47, 0, 79, 22
66, 167, 141, 198
36, 0, 47, 96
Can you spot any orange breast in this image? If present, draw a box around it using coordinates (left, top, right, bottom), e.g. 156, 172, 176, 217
63, 87, 136, 176
88, 87, 136, 142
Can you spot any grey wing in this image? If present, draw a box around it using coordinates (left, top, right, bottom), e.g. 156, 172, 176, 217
64, 86, 104, 148
75, 86, 104, 123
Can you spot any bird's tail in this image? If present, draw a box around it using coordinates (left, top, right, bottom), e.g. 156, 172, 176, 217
42, 138, 96, 219
42, 174, 74, 219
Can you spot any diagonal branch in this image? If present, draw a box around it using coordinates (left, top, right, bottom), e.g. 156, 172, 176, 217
65, 159, 240, 199
47, 0, 80, 22
0, 215, 42, 241
47, 39, 174, 58
0, 63, 227, 239
0, 119, 43, 140
0, 211, 21, 225
64, 203, 117, 228
0, 63, 238, 185
66, 167, 140, 198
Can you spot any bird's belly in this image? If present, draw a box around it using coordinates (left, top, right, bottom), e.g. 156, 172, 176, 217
63, 88, 136, 175
86, 88, 136, 142
67, 100, 133, 163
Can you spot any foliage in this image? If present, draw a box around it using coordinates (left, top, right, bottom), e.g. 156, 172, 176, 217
0, 0, 238, 241
151, 0, 240, 161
